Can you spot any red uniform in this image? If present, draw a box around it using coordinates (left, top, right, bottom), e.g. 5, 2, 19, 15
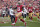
35, 8, 39, 19
28, 7, 33, 13
17, 5, 23, 12
35, 8, 39, 13
14, 5, 26, 26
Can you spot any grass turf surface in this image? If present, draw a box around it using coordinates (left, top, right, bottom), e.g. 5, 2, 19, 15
0, 16, 40, 27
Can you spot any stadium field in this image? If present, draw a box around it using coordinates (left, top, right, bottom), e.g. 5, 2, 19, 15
0, 16, 40, 27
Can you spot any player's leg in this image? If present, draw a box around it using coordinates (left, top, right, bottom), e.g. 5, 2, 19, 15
10, 15, 15, 23
22, 13, 24, 18
29, 13, 31, 19
10, 15, 13, 22
19, 16, 25, 23
15, 13, 22, 23
24, 14, 26, 20
29, 13, 33, 20
37, 13, 40, 19
15, 16, 26, 26
12, 16, 15, 23
15, 12, 26, 26
2, 14, 5, 18
2, 14, 5, 23
36, 13, 40, 19
30, 13, 33, 20
11, 15, 15, 25
8, 11, 10, 17
15, 16, 18, 23
19, 17, 26, 26
22, 13, 25, 20
27, 13, 29, 16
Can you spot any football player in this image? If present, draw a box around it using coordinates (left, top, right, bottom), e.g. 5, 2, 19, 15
2, 7, 6, 18
22, 6, 27, 20
35, 6, 40, 20
9, 7, 15, 25
28, 4, 33, 21
1, 7, 6, 23
12, 2, 26, 26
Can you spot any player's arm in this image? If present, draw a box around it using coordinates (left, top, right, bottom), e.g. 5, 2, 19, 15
22, 7, 24, 11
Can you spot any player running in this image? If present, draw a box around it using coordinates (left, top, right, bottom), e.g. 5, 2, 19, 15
28, 4, 33, 21
11, 2, 26, 27
9, 7, 15, 25
1, 7, 6, 23
22, 6, 27, 20
35, 6, 40, 20
2, 7, 6, 18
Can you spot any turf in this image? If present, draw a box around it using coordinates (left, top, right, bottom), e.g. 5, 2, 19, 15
0, 16, 40, 27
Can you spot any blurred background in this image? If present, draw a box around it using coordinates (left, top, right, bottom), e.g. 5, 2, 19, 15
0, 0, 40, 17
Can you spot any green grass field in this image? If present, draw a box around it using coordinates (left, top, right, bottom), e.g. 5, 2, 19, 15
0, 16, 40, 27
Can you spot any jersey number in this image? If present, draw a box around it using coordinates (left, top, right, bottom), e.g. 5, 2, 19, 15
17, 7, 20, 11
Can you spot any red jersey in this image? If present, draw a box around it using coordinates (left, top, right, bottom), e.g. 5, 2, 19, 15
35, 8, 39, 13
28, 7, 33, 13
17, 5, 23, 12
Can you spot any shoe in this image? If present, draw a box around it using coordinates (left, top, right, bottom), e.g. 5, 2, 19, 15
11, 23, 15, 25
11, 24, 15, 25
